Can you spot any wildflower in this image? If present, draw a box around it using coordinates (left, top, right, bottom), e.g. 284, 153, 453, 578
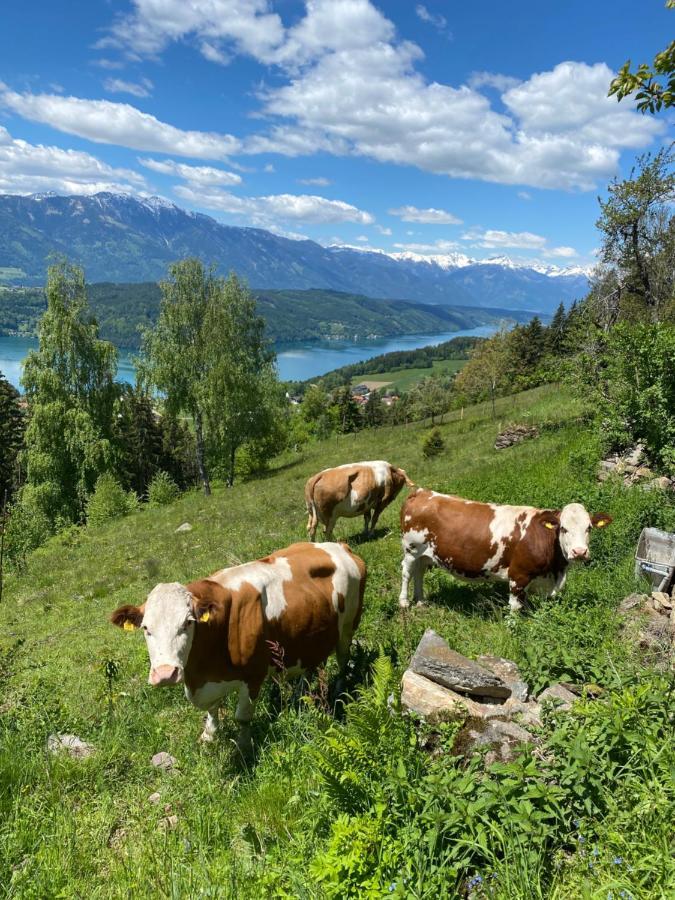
613, 857, 623, 866
573, 819, 581, 828
577, 834, 586, 844
388, 883, 397, 893
592, 847, 600, 857
467, 874, 483, 890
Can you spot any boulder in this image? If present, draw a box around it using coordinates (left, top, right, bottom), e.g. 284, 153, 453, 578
537, 683, 577, 710
47, 733, 95, 759
401, 670, 487, 722
641, 476, 673, 492
494, 425, 539, 450
454, 717, 537, 764
625, 445, 644, 467
411, 630, 510, 699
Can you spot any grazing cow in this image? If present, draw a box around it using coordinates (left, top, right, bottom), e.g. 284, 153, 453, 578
305, 460, 412, 540
110, 542, 366, 750
399, 488, 611, 612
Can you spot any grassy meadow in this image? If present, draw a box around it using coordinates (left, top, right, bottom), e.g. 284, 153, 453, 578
350, 358, 466, 392
1, 384, 674, 898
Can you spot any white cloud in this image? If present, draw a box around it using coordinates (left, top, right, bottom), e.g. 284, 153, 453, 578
356, 234, 369, 242
517, 191, 531, 200
462, 228, 548, 250
468, 71, 521, 92
263, 163, 275, 173
0, 125, 147, 195
0, 86, 241, 159
199, 42, 231, 65
103, 77, 153, 98
174, 183, 373, 226
415, 4, 449, 35
139, 157, 242, 186
375, 224, 392, 235
389, 204, 462, 224
546, 245, 578, 258
297, 176, 331, 186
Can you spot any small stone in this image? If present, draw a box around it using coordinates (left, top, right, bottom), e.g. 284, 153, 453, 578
504, 698, 543, 728
640, 476, 673, 492
47, 733, 96, 759
159, 814, 179, 830
624, 445, 644, 467
477, 655, 529, 702
175, 523, 193, 533
411, 630, 511, 699
651, 592, 672, 609
634, 466, 653, 479
618, 593, 647, 615
148, 792, 162, 804
537, 683, 577, 710
151, 751, 177, 770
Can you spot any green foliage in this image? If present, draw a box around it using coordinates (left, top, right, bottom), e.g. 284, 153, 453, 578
422, 427, 445, 458
86, 473, 138, 527
598, 322, 675, 471
146, 470, 180, 507
20, 262, 119, 526
0, 370, 24, 502
2, 493, 52, 571
609, 3, 675, 114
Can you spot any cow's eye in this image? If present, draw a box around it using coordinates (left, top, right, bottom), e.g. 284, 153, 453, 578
142, 625, 151, 636
560, 527, 568, 534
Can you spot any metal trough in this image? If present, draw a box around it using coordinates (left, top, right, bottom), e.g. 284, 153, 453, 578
635, 527, 675, 592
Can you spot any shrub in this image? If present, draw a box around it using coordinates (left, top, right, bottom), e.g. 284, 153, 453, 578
3, 494, 52, 571
86, 473, 137, 527
422, 428, 445, 458
147, 470, 180, 507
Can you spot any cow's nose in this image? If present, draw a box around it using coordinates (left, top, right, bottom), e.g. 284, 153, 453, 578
149, 665, 182, 686
571, 547, 589, 560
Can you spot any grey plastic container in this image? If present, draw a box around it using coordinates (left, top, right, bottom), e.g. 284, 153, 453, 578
634, 527, 675, 592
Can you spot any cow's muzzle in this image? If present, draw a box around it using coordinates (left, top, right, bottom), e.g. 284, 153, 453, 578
570, 548, 589, 561
149, 665, 183, 687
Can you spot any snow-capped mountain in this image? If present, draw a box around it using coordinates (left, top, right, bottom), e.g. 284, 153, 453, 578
0, 192, 590, 313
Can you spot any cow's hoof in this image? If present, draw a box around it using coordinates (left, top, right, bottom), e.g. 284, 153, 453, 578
199, 730, 215, 744
398, 599, 410, 610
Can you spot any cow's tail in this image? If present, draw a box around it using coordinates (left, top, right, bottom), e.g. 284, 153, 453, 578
305, 473, 322, 539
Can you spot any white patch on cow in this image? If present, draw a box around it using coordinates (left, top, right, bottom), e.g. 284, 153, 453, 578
558, 503, 593, 561
402, 527, 435, 559
404, 514, 412, 522
141, 583, 196, 681
484, 506, 536, 573
212, 557, 293, 621
334, 460, 390, 487
188, 679, 244, 710
319, 541, 363, 625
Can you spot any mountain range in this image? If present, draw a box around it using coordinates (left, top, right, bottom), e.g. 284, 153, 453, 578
0, 192, 591, 314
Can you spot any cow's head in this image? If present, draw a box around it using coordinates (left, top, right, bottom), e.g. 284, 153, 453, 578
111, 582, 199, 687
542, 503, 612, 561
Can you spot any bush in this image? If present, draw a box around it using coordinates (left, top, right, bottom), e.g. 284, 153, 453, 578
3, 494, 52, 571
86, 473, 137, 527
147, 470, 180, 507
422, 428, 445, 458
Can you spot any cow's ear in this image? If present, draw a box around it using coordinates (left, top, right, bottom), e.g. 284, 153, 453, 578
540, 511, 560, 532
591, 513, 612, 529
188, 580, 227, 625
110, 604, 144, 631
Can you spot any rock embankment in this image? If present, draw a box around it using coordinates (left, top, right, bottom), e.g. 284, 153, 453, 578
494, 424, 539, 450
598, 444, 674, 492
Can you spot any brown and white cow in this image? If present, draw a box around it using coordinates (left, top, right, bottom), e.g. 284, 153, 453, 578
399, 488, 611, 612
305, 460, 412, 541
111, 541, 366, 750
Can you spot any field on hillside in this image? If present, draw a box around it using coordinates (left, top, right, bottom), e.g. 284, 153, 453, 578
350, 358, 466, 392
1, 385, 674, 899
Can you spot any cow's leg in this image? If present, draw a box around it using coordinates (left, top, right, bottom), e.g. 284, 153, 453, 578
324, 513, 338, 541
507, 575, 529, 614
368, 504, 383, 534
199, 704, 220, 743
307, 505, 318, 541
234, 683, 256, 755
363, 509, 372, 534
399, 550, 422, 608
412, 557, 427, 605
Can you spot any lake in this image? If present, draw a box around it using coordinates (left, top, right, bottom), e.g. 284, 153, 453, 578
0, 325, 496, 390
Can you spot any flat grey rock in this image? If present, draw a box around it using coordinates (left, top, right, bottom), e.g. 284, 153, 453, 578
175, 522, 193, 533
537, 683, 577, 710
401, 670, 487, 722
411, 630, 510, 698
151, 751, 177, 770
477, 654, 529, 702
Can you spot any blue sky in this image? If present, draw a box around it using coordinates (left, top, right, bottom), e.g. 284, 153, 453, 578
0, 0, 671, 267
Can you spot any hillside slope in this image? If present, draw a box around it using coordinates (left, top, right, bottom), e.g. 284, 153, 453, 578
1, 384, 673, 897
0, 193, 589, 313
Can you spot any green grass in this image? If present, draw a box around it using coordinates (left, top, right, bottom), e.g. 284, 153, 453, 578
1, 384, 674, 898
350, 357, 466, 392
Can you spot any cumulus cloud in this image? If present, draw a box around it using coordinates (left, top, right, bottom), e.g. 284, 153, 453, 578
375, 224, 392, 235
0, 86, 241, 159
389, 205, 462, 224
174, 183, 373, 227
546, 245, 578, 258
462, 227, 579, 258
468, 71, 521, 92
415, 4, 449, 35
392, 239, 462, 254
0, 125, 147, 195
139, 157, 242, 186
297, 176, 331, 186
103, 77, 153, 98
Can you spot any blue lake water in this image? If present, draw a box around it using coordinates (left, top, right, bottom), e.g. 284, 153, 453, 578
0, 325, 496, 390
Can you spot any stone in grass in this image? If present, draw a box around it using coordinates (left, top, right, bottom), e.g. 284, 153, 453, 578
159, 815, 179, 831
477, 655, 529, 702
401, 670, 486, 722
537, 683, 578, 711
148, 792, 162, 804
175, 522, 193, 533
411, 630, 511, 699
47, 733, 96, 759
453, 717, 536, 764
152, 751, 177, 771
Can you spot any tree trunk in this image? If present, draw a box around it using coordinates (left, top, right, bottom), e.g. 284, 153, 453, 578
631, 221, 653, 311
194, 410, 211, 496
227, 444, 236, 488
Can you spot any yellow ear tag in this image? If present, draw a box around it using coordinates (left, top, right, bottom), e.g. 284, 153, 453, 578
123, 621, 136, 632
199, 611, 210, 623
544, 522, 556, 530
596, 519, 608, 528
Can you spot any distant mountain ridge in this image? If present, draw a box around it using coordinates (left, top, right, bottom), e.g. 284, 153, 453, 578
0, 192, 590, 314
